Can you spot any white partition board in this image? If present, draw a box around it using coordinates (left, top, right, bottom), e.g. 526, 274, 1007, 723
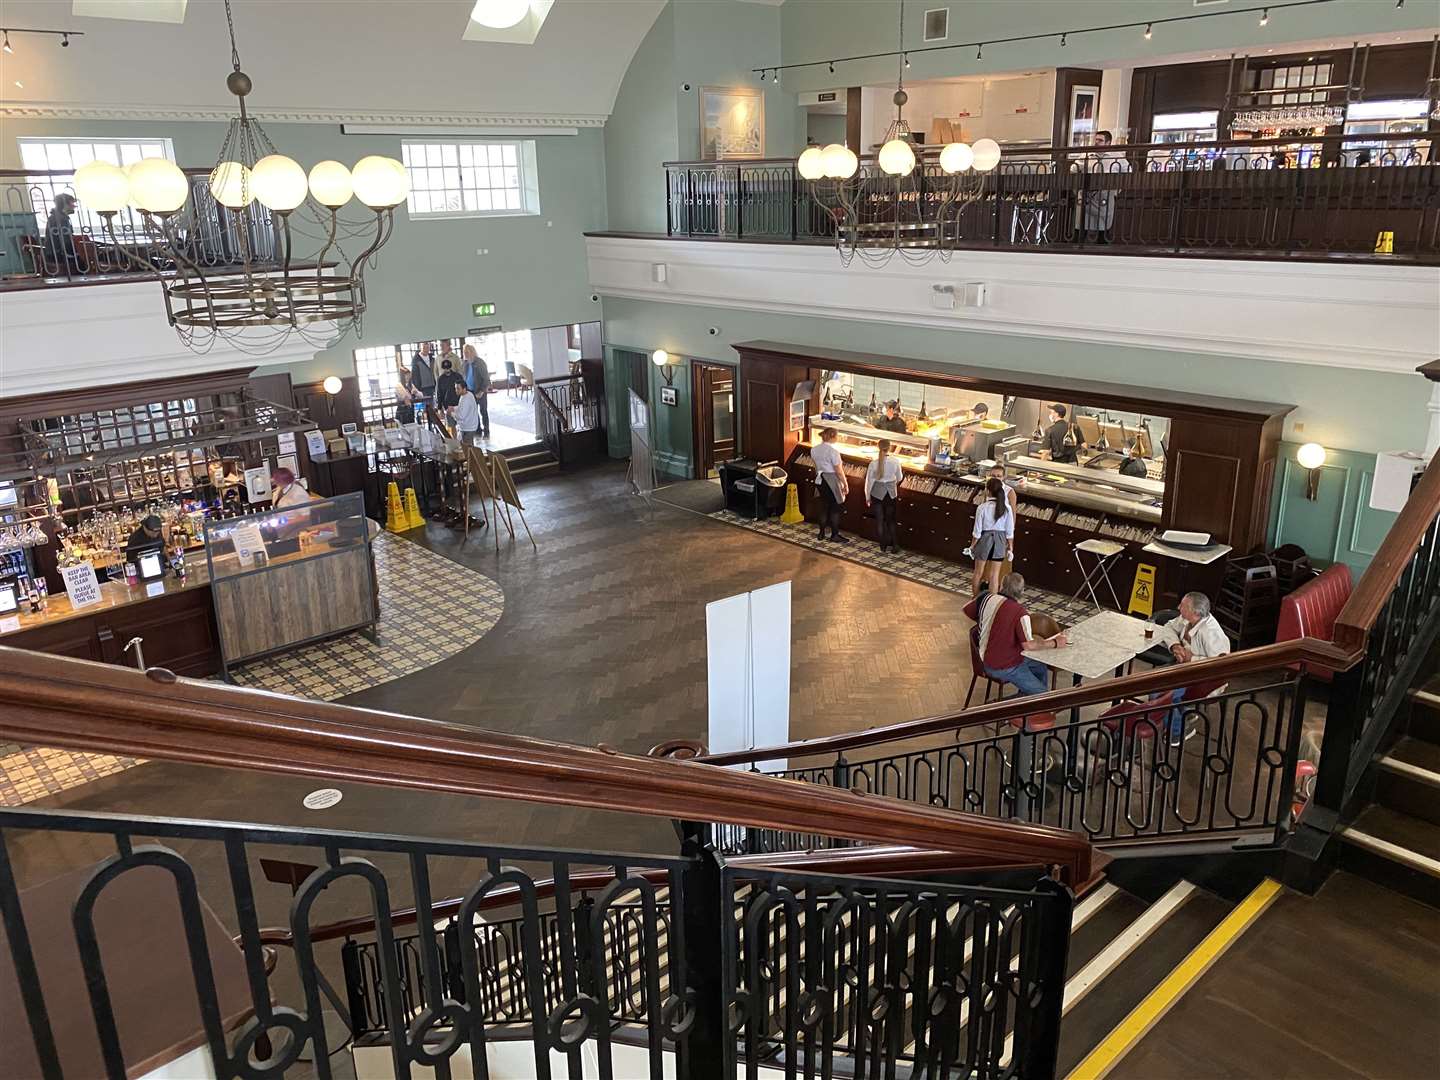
705, 581, 791, 773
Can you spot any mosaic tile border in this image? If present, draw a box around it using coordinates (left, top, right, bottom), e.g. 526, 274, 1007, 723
707, 509, 1095, 624
0, 532, 504, 807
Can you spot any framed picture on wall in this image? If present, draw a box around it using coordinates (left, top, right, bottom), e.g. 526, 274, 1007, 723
1068, 85, 1100, 145
701, 86, 765, 160
660, 386, 679, 406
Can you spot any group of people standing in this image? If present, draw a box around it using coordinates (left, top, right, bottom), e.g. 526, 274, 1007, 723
394, 341, 493, 443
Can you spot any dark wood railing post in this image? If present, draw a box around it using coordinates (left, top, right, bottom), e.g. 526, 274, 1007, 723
737, 167, 746, 239
687, 169, 696, 237
790, 165, 799, 241
340, 939, 367, 1037
666, 167, 674, 236
677, 822, 727, 1080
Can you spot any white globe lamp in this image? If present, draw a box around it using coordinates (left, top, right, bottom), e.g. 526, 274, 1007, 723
1296, 443, 1327, 470
128, 158, 190, 214
820, 144, 848, 179
250, 154, 308, 212
73, 160, 130, 213
971, 138, 1002, 172
878, 138, 916, 176
209, 161, 253, 209
939, 142, 974, 174
835, 147, 859, 178
471, 0, 530, 29
352, 156, 409, 208
797, 146, 825, 181
308, 160, 354, 208
322, 375, 344, 395
651, 349, 670, 368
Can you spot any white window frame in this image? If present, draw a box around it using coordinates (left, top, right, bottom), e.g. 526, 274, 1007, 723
401, 139, 541, 221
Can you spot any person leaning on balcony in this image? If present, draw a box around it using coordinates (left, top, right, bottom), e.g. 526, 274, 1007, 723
963, 572, 1067, 697
1079, 129, 1130, 243
43, 193, 81, 275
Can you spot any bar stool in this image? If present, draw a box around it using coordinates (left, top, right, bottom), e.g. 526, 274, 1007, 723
1073, 537, 1125, 609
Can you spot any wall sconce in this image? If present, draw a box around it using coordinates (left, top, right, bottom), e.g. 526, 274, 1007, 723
1296, 442, 1327, 500
651, 349, 679, 387
322, 375, 343, 395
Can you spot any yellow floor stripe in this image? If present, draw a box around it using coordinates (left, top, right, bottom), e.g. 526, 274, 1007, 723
1065, 878, 1284, 1080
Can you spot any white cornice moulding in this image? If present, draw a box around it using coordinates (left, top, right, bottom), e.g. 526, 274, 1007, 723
585, 236, 1440, 376
0, 101, 608, 128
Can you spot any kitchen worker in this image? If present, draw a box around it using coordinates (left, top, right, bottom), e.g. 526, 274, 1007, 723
811, 427, 849, 543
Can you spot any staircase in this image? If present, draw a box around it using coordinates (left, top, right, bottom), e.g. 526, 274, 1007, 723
502, 441, 559, 483
1339, 676, 1440, 909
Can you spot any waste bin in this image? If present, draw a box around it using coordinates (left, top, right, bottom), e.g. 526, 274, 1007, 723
754, 465, 788, 519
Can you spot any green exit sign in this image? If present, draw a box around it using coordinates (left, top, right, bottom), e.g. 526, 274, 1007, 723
472, 302, 497, 318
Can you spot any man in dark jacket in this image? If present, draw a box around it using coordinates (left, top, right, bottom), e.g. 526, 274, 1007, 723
435, 358, 465, 410
410, 342, 438, 407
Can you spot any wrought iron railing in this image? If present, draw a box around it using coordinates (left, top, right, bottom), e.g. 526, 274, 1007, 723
0, 647, 1093, 1078
0, 167, 278, 285
662, 132, 1440, 260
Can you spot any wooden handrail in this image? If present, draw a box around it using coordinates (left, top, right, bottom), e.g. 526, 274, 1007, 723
0, 647, 1093, 886
534, 382, 570, 432
1333, 450, 1440, 653
696, 637, 1350, 767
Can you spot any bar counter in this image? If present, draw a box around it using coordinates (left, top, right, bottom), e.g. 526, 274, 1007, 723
0, 555, 220, 676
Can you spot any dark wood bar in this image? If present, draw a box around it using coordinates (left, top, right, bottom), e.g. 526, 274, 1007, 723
735, 340, 1292, 605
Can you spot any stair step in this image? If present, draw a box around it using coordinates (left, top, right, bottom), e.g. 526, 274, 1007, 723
1408, 687, 1440, 745
1340, 804, 1440, 908
1055, 888, 1231, 1077
1064, 888, 1149, 979
1378, 738, 1440, 826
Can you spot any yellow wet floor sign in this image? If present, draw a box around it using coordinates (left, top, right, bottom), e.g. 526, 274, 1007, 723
1128, 563, 1156, 618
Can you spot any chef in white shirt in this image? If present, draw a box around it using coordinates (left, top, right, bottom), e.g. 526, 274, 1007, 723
864, 438, 904, 553
810, 427, 849, 544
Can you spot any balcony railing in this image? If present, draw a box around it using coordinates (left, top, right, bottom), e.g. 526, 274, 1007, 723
661, 132, 1440, 261
0, 167, 277, 288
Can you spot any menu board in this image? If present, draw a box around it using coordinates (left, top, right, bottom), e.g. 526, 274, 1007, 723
60, 562, 103, 609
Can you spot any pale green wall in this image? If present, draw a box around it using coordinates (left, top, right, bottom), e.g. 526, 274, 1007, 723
605, 0, 804, 234
806, 113, 848, 147
779, 0, 1440, 92
1, 117, 609, 383
1268, 442, 1399, 572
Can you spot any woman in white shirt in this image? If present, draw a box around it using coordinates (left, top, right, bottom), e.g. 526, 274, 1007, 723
971, 476, 1014, 597
864, 438, 903, 553
810, 427, 849, 543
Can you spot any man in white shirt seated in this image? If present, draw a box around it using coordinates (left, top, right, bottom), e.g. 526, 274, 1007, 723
1157, 591, 1231, 744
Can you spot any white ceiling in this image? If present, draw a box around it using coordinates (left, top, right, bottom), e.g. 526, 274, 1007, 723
0, 0, 667, 125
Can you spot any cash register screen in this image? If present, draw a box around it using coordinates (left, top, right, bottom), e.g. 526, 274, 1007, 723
137, 550, 165, 581
0, 583, 16, 613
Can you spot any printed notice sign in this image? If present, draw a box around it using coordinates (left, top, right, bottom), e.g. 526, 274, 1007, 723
60, 562, 103, 609
230, 523, 267, 568
304, 430, 327, 458
277, 432, 297, 454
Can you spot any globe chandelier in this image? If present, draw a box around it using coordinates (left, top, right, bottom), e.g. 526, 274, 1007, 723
72, 0, 406, 355
794, 1, 999, 268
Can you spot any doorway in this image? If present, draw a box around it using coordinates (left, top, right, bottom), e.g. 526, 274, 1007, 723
691, 360, 736, 479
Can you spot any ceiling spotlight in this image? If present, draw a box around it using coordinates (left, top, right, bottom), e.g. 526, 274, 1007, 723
1260, 8, 1269, 27
976, 43, 983, 60
829, 60, 835, 73
759, 69, 766, 81
60, 33, 69, 47
1395, 0, 1405, 8
2, 32, 11, 54
1144, 23, 1152, 41
1060, 32, 1067, 48
904, 53, 911, 68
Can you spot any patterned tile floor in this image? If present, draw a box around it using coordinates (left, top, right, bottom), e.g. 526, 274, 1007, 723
0, 532, 504, 806
707, 509, 1095, 625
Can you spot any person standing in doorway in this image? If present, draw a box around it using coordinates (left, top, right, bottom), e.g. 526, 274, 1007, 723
410, 342, 438, 414
970, 476, 1014, 597
864, 438, 903, 553
461, 343, 491, 438
810, 427, 849, 544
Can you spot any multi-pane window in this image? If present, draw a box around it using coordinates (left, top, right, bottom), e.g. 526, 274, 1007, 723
17, 137, 175, 229
401, 140, 541, 219
1254, 63, 1334, 107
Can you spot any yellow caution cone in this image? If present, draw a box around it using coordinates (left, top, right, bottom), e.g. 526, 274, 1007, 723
779, 482, 805, 525
403, 487, 426, 530
384, 484, 406, 533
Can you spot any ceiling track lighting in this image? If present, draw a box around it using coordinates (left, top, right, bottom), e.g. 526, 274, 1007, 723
0, 26, 85, 52
1144, 24, 1152, 41
904, 53, 911, 68
829, 61, 835, 73
1060, 32, 1068, 48
976, 43, 983, 60
1260, 8, 1269, 27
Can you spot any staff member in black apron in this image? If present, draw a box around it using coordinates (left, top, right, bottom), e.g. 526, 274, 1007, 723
810, 427, 849, 544
1043, 403, 1083, 464
864, 438, 903, 553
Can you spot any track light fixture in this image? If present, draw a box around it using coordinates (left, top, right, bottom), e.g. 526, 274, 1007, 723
976, 43, 983, 59
60, 33, 69, 47
0, 26, 85, 51
829, 60, 835, 73
904, 53, 911, 68
1144, 23, 1152, 40
1260, 8, 1269, 26
2, 32, 11, 54
1060, 32, 1067, 47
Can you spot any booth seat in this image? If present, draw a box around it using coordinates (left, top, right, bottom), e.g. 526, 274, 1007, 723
1275, 563, 1354, 682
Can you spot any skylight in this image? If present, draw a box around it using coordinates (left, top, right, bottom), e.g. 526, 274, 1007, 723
463, 0, 555, 46
72, 1, 187, 24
